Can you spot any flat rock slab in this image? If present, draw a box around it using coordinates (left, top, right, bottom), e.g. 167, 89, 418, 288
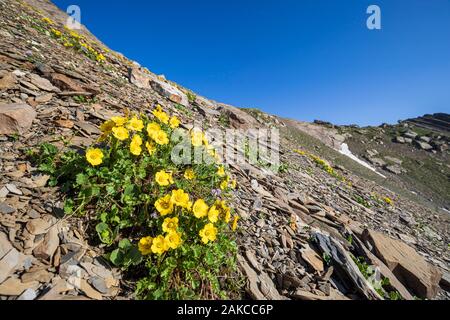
0, 103, 37, 135
362, 229, 442, 299
0, 248, 25, 283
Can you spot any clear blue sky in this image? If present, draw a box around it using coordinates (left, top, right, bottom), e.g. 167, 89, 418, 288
52, 0, 450, 126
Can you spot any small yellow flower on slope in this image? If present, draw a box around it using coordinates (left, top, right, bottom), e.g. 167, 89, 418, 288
199, 223, 217, 244
208, 205, 220, 223
138, 236, 153, 255
127, 117, 144, 131
152, 108, 169, 124
191, 130, 204, 147
151, 235, 168, 254
162, 217, 179, 233
171, 189, 190, 208
42, 17, 54, 24
232, 216, 239, 231
86, 148, 104, 166
112, 126, 129, 140
155, 170, 174, 186
153, 130, 169, 145
220, 179, 228, 190
146, 122, 161, 138
193, 199, 209, 218
130, 135, 142, 156
165, 231, 182, 249
184, 168, 195, 180
169, 116, 180, 129
217, 166, 225, 177
111, 116, 127, 126
155, 194, 174, 216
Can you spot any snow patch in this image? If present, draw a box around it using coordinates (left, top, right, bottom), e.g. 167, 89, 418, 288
339, 143, 386, 178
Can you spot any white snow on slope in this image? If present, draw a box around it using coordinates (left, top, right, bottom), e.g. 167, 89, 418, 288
339, 143, 386, 178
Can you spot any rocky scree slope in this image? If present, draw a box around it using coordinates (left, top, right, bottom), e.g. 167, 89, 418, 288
0, 0, 449, 300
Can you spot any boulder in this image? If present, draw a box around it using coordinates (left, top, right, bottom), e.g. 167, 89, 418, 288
414, 140, 433, 151
28, 73, 59, 92
128, 67, 189, 106
395, 136, 405, 144
50, 73, 84, 92
362, 229, 442, 299
403, 131, 417, 139
384, 164, 404, 175
217, 104, 260, 130
0, 103, 36, 135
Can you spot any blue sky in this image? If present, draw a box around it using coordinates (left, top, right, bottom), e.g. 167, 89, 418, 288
52, 0, 450, 126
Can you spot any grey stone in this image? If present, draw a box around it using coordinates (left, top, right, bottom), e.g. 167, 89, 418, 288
5, 183, 22, 195
0, 248, 23, 283
17, 288, 37, 300
0, 203, 15, 214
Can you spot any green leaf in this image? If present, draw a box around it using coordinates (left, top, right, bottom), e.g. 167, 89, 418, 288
95, 222, 113, 245
75, 173, 88, 186
109, 248, 123, 266
118, 238, 132, 249
63, 199, 74, 214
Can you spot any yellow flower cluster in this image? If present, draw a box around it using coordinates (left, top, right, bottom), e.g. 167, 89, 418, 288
84, 105, 239, 258
45, 22, 107, 63
138, 217, 182, 255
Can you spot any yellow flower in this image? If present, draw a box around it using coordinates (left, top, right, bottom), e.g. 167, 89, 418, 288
146, 122, 161, 138
152, 109, 169, 124
100, 120, 115, 134
145, 141, 156, 155
42, 17, 54, 24
217, 166, 226, 177
86, 148, 104, 166
220, 180, 228, 190
96, 53, 106, 62
165, 231, 182, 250
127, 117, 144, 131
384, 197, 393, 205
193, 199, 209, 219
155, 170, 174, 186
208, 205, 220, 223
162, 217, 179, 233
131, 134, 143, 146
199, 223, 217, 244
169, 116, 180, 129
130, 143, 142, 156
184, 168, 195, 180
230, 179, 237, 189
191, 130, 204, 147
153, 130, 169, 145
138, 236, 153, 255
111, 116, 127, 126
151, 235, 168, 255
155, 194, 174, 216
50, 28, 61, 37
112, 126, 129, 140
232, 216, 239, 231
171, 189, 190, 208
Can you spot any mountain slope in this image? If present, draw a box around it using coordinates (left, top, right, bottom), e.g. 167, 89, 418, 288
0, 0, 449, 300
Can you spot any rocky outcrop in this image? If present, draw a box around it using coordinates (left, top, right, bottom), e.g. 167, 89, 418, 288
362, 229, 442, 299
128, 67, 189, 106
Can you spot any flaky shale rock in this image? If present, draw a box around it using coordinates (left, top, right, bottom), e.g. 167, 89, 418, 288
0, 103, 37, 135
362, 229, 442, 299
